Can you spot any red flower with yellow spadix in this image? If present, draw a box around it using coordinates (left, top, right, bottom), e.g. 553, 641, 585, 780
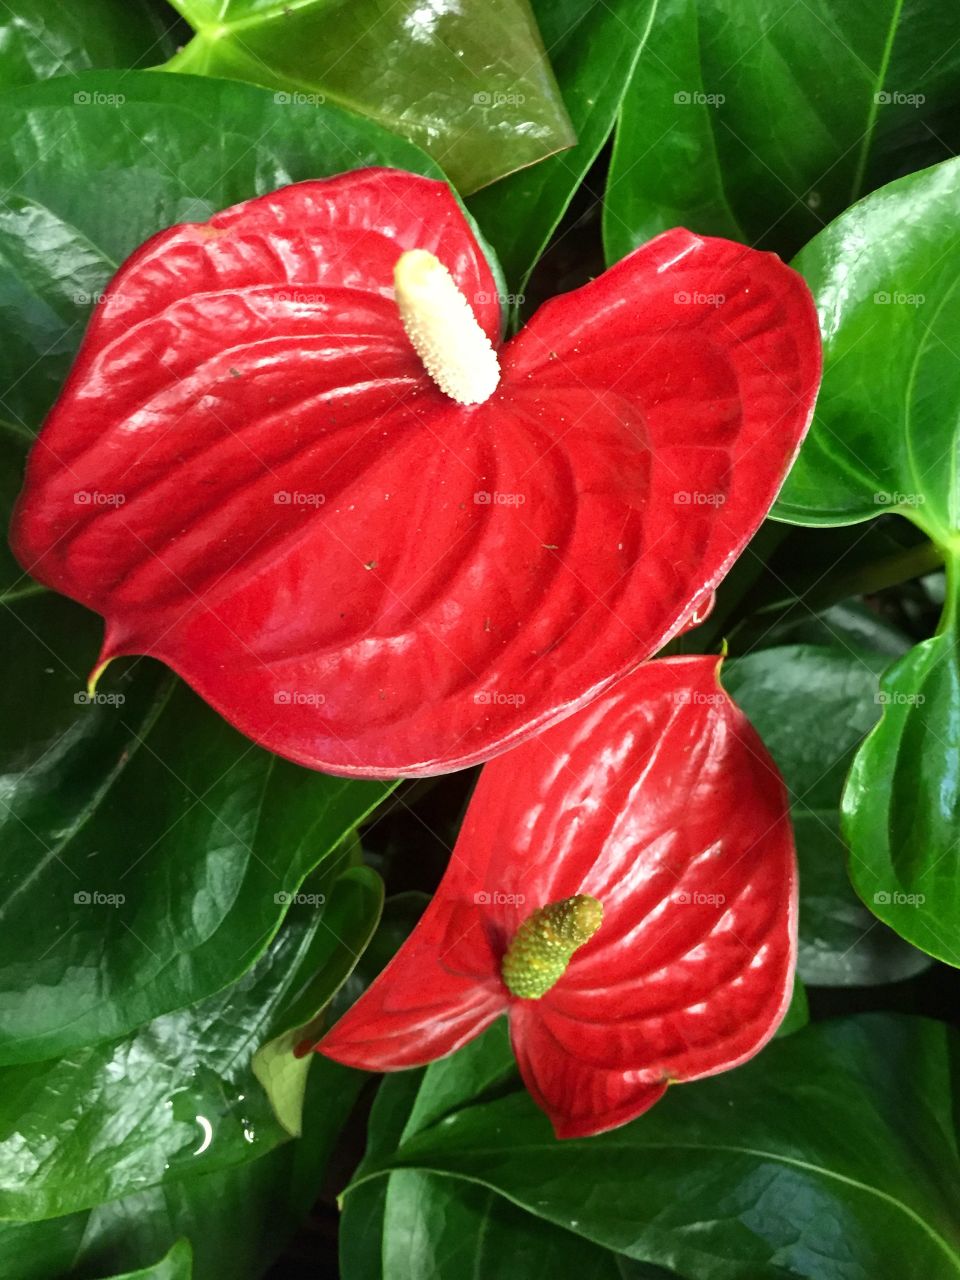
316, 657, 797, 1138
11, 169, 820, 778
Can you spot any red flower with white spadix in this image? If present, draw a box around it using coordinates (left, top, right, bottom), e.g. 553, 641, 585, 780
11, 169, 820, 779
317, 657, 797, 1138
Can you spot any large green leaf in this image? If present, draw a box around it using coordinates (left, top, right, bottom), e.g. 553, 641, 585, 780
772, 158, 960, 964
603, 0, 960, 263
355, 1016, 960, 1280
0, 0, 178, 91
468, 0, 658, 292
844, 625, 960, 966
163, 0, 574, 194
724, 646, 932, 984
343, 1026, 665, 1280
0, 71, 450, 1060
0, 871, 368, 1221
0, 1055, 364, 1278
0, 889, 419, 1274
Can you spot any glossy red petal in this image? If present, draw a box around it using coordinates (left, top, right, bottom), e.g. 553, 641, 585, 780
318, 899, 506, 1070
12, 170, 820, 776
510, 1004, 667, 1139
318, 657, 795, 1135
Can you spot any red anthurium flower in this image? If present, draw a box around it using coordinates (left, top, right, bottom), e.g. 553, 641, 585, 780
11, 168, 821, 778
316, 656, 797, 1138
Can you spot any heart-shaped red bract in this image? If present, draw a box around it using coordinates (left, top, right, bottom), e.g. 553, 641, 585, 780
11, 168, 821, 778
317, 656, 797, 1138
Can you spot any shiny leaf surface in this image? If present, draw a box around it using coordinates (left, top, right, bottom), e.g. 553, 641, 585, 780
0, 0, 177, 90
0, 882, 364, 1221
844, 625, 960, 966
321, 657, 797, 1137
469, 0, 658, 290
604, 0, 960, 263
12, 170, 821, 777
0, 1054, 364, 1278
773, 158, 960, 964
725, 645, 932, 984
164, 0, 574, 194
358, 1015, 960, 1280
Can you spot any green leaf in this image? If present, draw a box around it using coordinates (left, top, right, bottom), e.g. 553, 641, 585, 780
163, 0, 574, 195
0, 0, 178, 91
724, 645, 932, 985
844, 623, 960, 966
105, 1241, 193, 1280
770, 159, 960, 964
603, 0, 960, 263
253, 865, 384, 1136
776, 157, 960, 538
358, 1016, 960, 1280
0, 881, 367, 1221
468, 0, 658, 291
0, 1054, 364, 1278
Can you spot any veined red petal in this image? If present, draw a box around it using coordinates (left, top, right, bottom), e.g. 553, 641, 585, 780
11, 169, 820, 777
318, 657, 796, 1136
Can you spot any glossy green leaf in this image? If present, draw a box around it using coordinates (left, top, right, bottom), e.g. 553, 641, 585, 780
345, 1026, 663, 1279
163, 0, 573, 195
358, 1016, 960, 1280
0, 0, 178, 91
253, 865, 384, 1136
776, 157, 960, 537
469, 0, 658, 291
844, 623, 960, 966
604, 0, 960, 263
105, 1241, 193, 1280
772, 158, 960, 964
0, 1055, 364, 1279
724, 645, 932, 985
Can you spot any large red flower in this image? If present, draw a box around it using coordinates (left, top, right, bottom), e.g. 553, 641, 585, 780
317, 657, 797, 1138
11, 169, 821, 778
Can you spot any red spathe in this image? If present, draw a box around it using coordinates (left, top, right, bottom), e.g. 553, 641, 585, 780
11, 169, 821, 777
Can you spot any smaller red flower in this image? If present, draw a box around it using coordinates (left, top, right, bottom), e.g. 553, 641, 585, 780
317, 656, 797, 1138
